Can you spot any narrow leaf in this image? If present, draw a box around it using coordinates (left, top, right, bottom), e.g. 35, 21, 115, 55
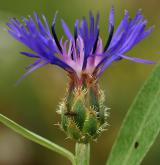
107, 65, 160, 165
0, 114, 75, 164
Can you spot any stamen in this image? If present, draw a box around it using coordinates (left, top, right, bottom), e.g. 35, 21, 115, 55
103, 25, 114, 52
74, 27, 78, 45
51, 24, 62, 53
71, 51, 74, 60
70, 44, 74, 60
92, 29, 99, 54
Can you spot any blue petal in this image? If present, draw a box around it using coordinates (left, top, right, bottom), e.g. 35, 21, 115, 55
41, 14, 52, 36
135, 26, 154, 44
52, 11, 58, 26
118, 21, 147, 54
97, 53, 120, 76
108, 6, 114, 33
20, 52, 39, 58
34, 12, 48, 36
16, 60, 49, 85
120, 55, 156, 64
108, 10, 129, 49
61, 19, 73, 41
50, 55, 72, 70
89, 11, 95, 39
95, 12, 100, 34
81, 17, 89, 38
25, 59, 42, 70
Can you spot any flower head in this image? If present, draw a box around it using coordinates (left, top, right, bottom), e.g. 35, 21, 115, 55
7, 8, 155, 143
7, 7, 154, 82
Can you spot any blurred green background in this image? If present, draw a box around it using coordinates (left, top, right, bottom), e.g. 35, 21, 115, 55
0, 0, 160, 165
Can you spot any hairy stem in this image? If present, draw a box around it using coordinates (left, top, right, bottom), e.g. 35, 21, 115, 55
75, 142, 90, 165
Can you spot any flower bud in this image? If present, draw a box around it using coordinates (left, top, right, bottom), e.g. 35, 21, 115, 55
57, 74, 109, 143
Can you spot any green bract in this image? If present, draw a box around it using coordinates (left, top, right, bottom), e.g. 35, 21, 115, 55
57, 74, 109, 143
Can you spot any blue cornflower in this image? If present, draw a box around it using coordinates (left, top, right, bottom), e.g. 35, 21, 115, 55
7, 7, 155, 82
7, 7, 156, 142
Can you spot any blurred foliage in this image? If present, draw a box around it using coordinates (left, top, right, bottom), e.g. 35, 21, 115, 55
107, 64, 160, 165
0, 0, 160, 165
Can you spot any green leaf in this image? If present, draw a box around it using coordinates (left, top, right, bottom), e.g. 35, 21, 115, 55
106, 65, 160, 165
0, 114, 75, 165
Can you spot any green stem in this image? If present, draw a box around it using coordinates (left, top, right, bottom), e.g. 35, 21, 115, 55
75, 142, 90, 165
0, 114, 75, 165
